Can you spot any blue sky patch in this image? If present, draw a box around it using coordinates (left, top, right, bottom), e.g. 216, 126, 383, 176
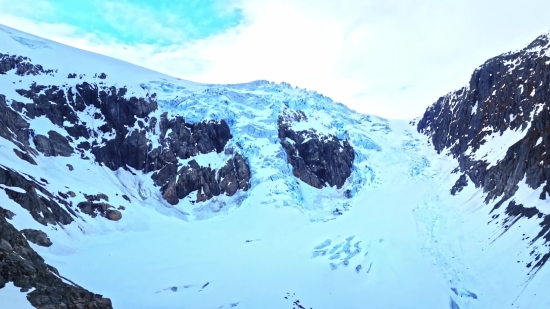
29, 0, 243, 45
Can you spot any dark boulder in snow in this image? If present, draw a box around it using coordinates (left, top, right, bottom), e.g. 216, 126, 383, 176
20, 229, 52, 247
106, 210, 122, 221
77, 201, 122, 221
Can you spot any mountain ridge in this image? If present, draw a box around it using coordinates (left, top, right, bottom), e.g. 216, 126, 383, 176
1, 23, 550, 308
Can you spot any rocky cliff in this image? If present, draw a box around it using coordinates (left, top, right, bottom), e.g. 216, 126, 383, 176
417, 32, 550, 276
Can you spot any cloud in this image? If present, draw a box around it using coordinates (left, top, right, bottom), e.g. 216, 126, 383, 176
1, 0, 550, 119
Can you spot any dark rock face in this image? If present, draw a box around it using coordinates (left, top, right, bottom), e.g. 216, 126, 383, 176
278, 112, 354, 189
20, 229, 52, 247
450, 174, 469, 195
33, 131, 74, 157
145, 115, 233, 172
0, 206, 113, 309
417, 33, 550, 205
0, 95, 34, 153
156, 154, 251, 205
0, 167, 73, 226
2, 57, 246, 206
0, 53, 56, 76
417, 33, 550, 275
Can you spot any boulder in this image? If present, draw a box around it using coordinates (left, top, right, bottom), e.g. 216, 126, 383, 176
20, 229, 52, 247
106, 210, 122, 221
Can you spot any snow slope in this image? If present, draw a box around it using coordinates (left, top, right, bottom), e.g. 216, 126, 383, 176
0, 24, 549, 309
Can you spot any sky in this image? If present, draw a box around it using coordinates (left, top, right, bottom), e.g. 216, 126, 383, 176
1, 0, 550, 119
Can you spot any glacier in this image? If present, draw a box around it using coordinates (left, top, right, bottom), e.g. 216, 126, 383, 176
0, 24, 550, 309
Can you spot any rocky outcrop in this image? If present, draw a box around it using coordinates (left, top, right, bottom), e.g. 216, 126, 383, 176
20, 229, 52, 247
450, 174, 468, 196
0, 95, 33, 153
77, 202, 122, 221
0, 53, 56, 76
417, 33, 550, 205
0, 206, 113, 309
0, 167, 73, 226
145, 115, 232, 172
417, 32, 550, 274
278, 112, 354, 189
155, 154, 251, 205
33, 131, 74, 157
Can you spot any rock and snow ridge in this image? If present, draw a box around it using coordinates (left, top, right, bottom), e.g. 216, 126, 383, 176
1, 23, 550, 309
417, 30, 550, 280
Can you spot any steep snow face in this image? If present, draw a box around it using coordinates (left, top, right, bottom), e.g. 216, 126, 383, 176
1, 24, 550, 309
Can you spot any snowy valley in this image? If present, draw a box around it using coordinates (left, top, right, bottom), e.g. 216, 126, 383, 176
1, 24, 550, 309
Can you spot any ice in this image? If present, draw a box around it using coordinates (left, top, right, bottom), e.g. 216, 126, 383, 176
1, 23, 549, 309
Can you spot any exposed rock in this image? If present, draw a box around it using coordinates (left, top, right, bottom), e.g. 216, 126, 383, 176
0, 167, 73, 226
13, 148, 36, 165
0, 206, 113, 308
279, 115, 354, 189
417, 33, 550, 205
33, 131, 73, 157
0, 53, 55, 76
84, 193, 109, 202
417, 32, 550, 275
106, 210, 122, 221
20, 229, 52, 247
77, 202, 112, 218
0, 208, 15, 220
0, 95, 32, 151
159, 154, 251, 205
451, 174, 469, 195
66, 164, 74, 171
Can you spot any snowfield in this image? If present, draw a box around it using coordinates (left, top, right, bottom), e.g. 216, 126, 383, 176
1, 24, 550, 309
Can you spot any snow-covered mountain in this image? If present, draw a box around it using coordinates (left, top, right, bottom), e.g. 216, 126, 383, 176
0, 23, 549, 309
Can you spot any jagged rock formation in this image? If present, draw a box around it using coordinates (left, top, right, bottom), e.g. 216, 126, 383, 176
0, 207, 113, 309
0, 55, 251, 207
417, 34, 550, 204
278, 111, 354, 189
417, 32, 550, 275
0, 53, 56, 76
0, 167, 74, 226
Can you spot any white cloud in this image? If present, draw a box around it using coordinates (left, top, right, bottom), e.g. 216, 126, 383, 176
1, 0, 550, 119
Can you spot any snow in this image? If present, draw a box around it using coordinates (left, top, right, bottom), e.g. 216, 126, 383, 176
0, 23, 550, 309
0, 184, 26, 194
465, 104, 542, 168
0, 283, 35, 309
